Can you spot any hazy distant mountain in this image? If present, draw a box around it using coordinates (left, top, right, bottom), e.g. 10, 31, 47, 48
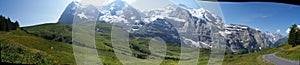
263, 31, 284, 43
273, 37, 288, 47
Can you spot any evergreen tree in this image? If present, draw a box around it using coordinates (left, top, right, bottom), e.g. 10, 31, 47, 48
0, 15, 20, 31
11, 21, 18, 30
4, 18, 10, 31
288, 24, 298, 47
0, 15, 6, 31
15, 21, 20, 28
296, 28, 300, 46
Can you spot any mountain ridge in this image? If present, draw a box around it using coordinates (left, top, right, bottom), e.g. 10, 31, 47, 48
57, 0, 285, 54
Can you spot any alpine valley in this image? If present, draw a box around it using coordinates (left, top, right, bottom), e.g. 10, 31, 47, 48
1, 0, 293, 65
58, 0, 286, 54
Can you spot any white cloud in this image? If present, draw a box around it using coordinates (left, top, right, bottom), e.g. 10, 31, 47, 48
286, 28, 291, 34
261, 16, 269, 19
80, 0, 109, 6
108, 0, 136, 4
76, 0, 81, 2
131, 0, 174, 11
285, 25, 300, 34
276, 29, 280, 33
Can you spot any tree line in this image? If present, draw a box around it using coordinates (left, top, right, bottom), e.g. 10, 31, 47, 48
0, 15, 20, 31
288, 24, 300, 47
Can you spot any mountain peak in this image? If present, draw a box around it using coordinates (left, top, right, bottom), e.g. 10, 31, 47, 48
70, 1, 80, 6
110, 0, 128, 5
263, 31, 284, 43
58, 1, 80, 24
102, 0, 128, 10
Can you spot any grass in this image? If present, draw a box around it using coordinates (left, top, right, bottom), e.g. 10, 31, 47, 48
222, 45, 282, 65
23, 23, 72, 44
0, 30, 75, 64
1, 28, 277, 65
276, 44, 300, 61
1, 40, 52, 64
1, 22, 212, 65
222, 44, 300, 65
2, 22, 298, 65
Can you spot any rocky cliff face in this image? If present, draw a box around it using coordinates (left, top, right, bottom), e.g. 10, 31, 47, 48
134, 5, 226, 48
224, 24, 272, 54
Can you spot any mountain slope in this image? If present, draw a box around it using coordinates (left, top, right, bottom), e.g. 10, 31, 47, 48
276, 44, 300, 61
273, 37, 288, 47
224, 24, 272, 54
58, 1, 78, 24
0, 30, 75, 64
58, 1, 276, 54
1, 27, 280, 65
23, 23, 72, 44
263, 31, 284, 44
0, 22, 215, 65
58, 1, 100, 24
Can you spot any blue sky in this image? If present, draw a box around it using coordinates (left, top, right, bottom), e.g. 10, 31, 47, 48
220, 2, 300, 35
0, 0, 73, 26
0, 0, 299, 35
171, 1, 300, 35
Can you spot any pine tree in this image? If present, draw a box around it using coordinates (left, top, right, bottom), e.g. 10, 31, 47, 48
7, 18, 13, 30
288, 24, 298, 47
0, 15, 6, 31
4, 18, 10, 31
11, 21, 18, 30
0, 15, 21, 31
15, 21, 20, 28
296, 28, 300, 46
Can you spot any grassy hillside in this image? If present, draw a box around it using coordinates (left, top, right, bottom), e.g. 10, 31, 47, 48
3, 22, 296, 65
276, 45, 300, 61
222, 46, 279, 65
23, 23, 72, 44
1, 22, 213, 65
0, 30, 75, 64
222, 44, 300, 65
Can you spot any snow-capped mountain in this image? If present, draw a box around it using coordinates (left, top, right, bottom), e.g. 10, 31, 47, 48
98, 0, 144, 31
58, 1, 276, 54
58, 1, 100, 24
263, 31, 284, 43
133, 4, 226, 48
101, 0, 128, 16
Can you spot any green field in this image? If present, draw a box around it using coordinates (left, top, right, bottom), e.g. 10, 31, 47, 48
2, 22, 298, 65
0, 22, 211, 65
